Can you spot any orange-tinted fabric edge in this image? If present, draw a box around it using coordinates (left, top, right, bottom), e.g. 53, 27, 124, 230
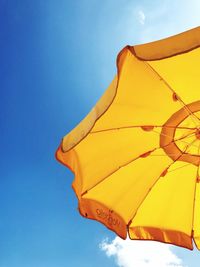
55, 144, 74, 173
79, 197, 127, 239
129, 226, 193, 250
132, 26, 200, 61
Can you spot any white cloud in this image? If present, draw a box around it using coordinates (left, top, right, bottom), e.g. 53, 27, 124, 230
138, 10, 146, 25
100, 237, 186, 267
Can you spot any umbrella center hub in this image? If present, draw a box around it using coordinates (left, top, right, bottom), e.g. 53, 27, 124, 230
160, 100, 200, 166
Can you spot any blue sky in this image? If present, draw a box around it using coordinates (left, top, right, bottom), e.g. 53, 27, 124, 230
1, 1, 200, 266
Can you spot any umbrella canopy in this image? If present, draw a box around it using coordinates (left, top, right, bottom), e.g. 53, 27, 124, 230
56, 26, 200, 250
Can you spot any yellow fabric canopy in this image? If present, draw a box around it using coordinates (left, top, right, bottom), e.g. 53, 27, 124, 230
56, 26, 200, 250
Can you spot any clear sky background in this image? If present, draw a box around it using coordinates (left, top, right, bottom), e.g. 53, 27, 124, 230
1, 1, 200, 266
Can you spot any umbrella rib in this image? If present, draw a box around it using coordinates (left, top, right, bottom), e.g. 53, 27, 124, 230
152, 128, 199, 148
127, 140, 195, 227
167, 162, 191, 172
81, 147, 157, 196
81, 133, 195, 196
144, 61, 200, 127
90, 125, 196, 134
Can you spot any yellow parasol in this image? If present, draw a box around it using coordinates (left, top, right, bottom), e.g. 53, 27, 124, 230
56, 26, 200, 250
